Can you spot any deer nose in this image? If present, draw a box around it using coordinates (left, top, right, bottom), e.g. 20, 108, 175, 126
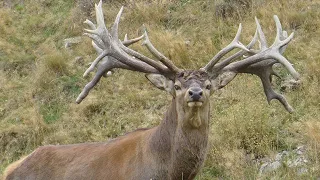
188, 87, 203, 101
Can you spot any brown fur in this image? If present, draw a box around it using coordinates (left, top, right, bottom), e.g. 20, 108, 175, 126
3, 156, 28, 180
3, 70, 212, 180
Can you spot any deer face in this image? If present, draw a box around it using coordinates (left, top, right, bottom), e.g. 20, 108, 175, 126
173, 70, 212, 108
146, 70, 212, 128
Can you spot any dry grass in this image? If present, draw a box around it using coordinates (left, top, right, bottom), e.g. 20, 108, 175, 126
0, 0, 320, 179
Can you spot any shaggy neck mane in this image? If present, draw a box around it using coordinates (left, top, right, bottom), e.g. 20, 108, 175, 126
150, 98, 210, 179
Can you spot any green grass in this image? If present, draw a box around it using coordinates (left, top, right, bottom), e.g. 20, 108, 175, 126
1, 0, 320, 179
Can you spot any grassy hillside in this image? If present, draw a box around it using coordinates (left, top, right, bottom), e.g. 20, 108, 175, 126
0, 0, 319, 179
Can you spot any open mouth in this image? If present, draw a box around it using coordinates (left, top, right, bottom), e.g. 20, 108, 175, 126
187, 101, 203, 107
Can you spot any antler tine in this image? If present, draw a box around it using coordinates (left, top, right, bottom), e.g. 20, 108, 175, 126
84, 19, 96, 30
83, 32, 106, 50
272, 15, 289, 54
122, 34, 144, 46
142, 29, 182, 73
110, 6, 124, 41
83, 34, 147, 78
95, 1, 106, 29
86, 1, 172, 73
211, 28, 259, 75
83, 51, 108, 77
208, 15, 300, 112
272, 15, 283, 46
77, 0, 180, 103
259, 66, 294, 112
107, 5, 176, 75
203, 23, 249, 72
270, 36, 299, 80
119, 42, 172, 76
92, 41, 103, 54
255, 17, 268, 50
76, 57, 135, 104
223, 20, 299, 80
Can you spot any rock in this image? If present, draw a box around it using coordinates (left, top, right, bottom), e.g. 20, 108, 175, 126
288, 156, 308, 167
295, 145, 306, 155
102, 71, 112, 77
259, 161, 281, 174
185, 40, 191, 46
270, 161, 281, 170
258, 145, 309, 176
64, 36, 82, 48
275, 151, 288, 161
297, 167, 308, 175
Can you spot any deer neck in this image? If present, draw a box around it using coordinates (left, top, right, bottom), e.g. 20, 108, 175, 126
150, 98, 210, 178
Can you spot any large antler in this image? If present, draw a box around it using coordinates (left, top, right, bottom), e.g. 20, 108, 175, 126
203, 15, 300, 112
76, 1, 181, 103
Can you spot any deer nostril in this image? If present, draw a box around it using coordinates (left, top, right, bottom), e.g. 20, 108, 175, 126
188, 88, 203, 101
189, 91, 193, 96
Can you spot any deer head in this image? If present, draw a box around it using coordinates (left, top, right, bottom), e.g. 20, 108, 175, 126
146, 70, 212, 128
76, 1, 299, 114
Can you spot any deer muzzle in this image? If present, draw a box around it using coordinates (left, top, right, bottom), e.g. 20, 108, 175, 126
187, 87, 204, 107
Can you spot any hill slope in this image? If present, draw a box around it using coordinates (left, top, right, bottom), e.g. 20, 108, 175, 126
1, 0, 319, 179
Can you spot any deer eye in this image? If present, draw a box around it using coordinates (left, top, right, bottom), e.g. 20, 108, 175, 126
206, 84, 212, 90
174, 85, 181, 90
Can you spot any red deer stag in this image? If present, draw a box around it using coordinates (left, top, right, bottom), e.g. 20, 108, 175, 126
3, 1, 300, 180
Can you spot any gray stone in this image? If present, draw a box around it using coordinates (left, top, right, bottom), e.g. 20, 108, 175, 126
64, 36, 82, 48
258, 145, 309, 176
259, 161, 281, 174
288, 156, 308, 167
297, 167, 308, 175
275, 151, 288, 161
295, 146, 305, 155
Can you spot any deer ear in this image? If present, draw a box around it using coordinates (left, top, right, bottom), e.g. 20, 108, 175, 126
145, 74, 174, 94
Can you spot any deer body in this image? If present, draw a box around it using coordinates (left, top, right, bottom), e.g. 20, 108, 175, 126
4, 1, 300, 179
4, 78, 210, 180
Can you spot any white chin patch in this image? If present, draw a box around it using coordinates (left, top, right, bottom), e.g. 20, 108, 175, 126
188, 102, 203, 107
